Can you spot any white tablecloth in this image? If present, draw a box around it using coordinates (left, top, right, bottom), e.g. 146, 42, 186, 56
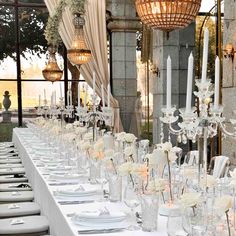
12, 128, 168, 236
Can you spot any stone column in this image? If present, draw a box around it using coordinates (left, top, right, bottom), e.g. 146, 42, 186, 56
152, 23, 196, 144
222, 0, 236, 165
107, 0, 141, 132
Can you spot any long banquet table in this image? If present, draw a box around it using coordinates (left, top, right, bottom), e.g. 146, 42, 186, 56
12, 128, 168, 236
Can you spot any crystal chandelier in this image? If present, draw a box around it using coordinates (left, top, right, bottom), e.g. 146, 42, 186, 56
67, 15, 92, 66
42, 46, 63, 82
135, 0, 202, 31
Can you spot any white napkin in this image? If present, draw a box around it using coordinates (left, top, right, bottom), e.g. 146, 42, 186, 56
10, 219, 24, 225
8, 204, 20, 209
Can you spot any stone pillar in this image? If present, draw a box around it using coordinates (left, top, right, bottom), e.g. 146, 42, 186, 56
152, 23, 196, 144
107, 0, 141, 132
222, 0, 236, 166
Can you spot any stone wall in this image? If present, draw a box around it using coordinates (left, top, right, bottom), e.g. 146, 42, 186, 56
152, 23, 196, 144
222, 0, 236, 165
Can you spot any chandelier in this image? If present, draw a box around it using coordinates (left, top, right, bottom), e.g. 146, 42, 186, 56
42, 46, 63, 82
135, 0, 201, 31
67, 15, 92, 66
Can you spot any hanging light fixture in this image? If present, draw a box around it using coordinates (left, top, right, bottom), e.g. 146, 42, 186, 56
42, 46, 63, 82
67, 14, 92, 66
135, 0, 201, 31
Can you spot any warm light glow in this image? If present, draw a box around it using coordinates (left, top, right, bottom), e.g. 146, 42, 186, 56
42, 52, 63, 82
67, 15, 92, 66
225, 43, 234, 54
135, 0, 201, 31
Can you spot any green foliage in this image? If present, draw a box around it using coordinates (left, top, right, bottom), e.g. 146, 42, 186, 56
0, 5, 48, 61
68, 0, 86, 15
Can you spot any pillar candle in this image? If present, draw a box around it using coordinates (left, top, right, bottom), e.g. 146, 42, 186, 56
214, 56, 220, 109
38, 95, 41, 107
84, 84, 87, 107
166, 56, 172, 109
201, 28, 209, 83
107, 84, 110, 108
60, 83, 62, 98
78, 83, 80, 108
186, 53, 194, 113
67, 90, 70, 107
44, 89, 46, 101
101, 84, 105, 109
69, 90, 72, 106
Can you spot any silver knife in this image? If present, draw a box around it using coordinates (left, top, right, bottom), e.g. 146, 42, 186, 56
78, 228, 125, 234
58, 200, 94, 205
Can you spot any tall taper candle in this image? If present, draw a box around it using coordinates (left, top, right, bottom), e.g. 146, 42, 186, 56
39, 95, 41, 107
101, 84, 105, 109
201, 28, 209, 83
60, 83, 62, 98
214, 56, 220, 109
166, 56, 172, 109
84, 84, 87, 107
67, 90, 70, 107
69, 90, 72, 106
186, 53, 194, 113
107, 84, 110, 108
44, 89, 46, 101
78, 83, 80, 108
93, 72, 96, 96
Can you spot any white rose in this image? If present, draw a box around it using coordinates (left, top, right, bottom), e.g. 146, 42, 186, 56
131, 163, 148, 176
118, 162, 133, 176
156, 142, 173, 152
200, 175, 217, 188
94, 139, 104, 152
145, 153, 158, 166
104, 149, 115, 158
147, 178, 166, 193
168, 151, 178, 162
230, 169, 236, 179
124, 133, 136, 143
73, 121, 80, 127
83, 132, 93, 141
214, 195, 233, 214
115, 132, 126, 142
65, 124, 73, 130
124, 146, 135, 157
179, 192, 201, 208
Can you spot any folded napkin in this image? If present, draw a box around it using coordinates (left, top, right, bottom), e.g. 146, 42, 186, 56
10, 219, 24, 225
8, 204, 20, 209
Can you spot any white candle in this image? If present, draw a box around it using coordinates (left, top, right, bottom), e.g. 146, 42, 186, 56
214, 56, 220, 109
44, 89, 46, 101
93, 72, 96, 96
107, 84, 110, 108
186, 52, 194, 113
51, 94, 53, 107
101, 84, 105, 109
67, 90, 70, 106
54, 91, 56, 106
38, 95, 41, 107
201, 28, 209, 83
69, 90, 72, 106
60, 83, 62, 98
78, 83, 80, 108
84, 84, 87, 107
166, 56, 172, 109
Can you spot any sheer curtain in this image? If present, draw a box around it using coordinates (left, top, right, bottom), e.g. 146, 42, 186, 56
45, 0, 122, 132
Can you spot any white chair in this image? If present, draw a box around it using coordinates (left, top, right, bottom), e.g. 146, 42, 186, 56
0, 159, 21, 164
0, 202, 40, 219
0, 164, 23, 169
0, 191, 34, 204
0, 215, 49, 236
0, 183, 32, 192
184, 150, 199, 166
210, 155, 230, 178
0, 168, 25, 176
0, 175, 28, 184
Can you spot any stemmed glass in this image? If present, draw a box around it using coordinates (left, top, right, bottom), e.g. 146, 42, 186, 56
123, 183, 140, 230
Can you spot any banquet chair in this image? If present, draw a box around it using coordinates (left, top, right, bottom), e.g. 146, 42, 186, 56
0, 167, 25, 176
184, 150, 199, 166
0, 202, 40, 219
0, 175, 28, 184
0, 215, 49, 236
0, 158, 22, 164
0, 163, 23, 169
0, 191, 34, 204
209, 155, 230, 178
0, 183, 32, 192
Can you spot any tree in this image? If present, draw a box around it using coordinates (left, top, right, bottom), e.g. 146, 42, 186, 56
0, 4, 48, 61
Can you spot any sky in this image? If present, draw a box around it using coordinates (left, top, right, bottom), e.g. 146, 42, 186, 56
200, 0, 222, 13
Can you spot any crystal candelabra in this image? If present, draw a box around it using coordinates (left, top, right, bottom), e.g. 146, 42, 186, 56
160, 78, 236, 184
37, 99, 49, 118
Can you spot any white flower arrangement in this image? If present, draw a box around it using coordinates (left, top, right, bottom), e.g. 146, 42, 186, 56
147, 178, 166, 193
124, 146, 135, 157
118, 162, 133, 176
123, 133, 136, 143
115, 132, 126, 142
65, 123, 73, 130
83, 132, 93, 141
214, 195, 233, 215
104, 149, 115, 158
179, 192, 202, 208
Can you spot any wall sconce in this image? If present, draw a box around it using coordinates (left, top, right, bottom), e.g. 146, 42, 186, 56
150, 63, 160, 77
224, 43, 235, 61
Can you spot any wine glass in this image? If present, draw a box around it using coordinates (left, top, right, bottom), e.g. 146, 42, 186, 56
123, 184, 140, 230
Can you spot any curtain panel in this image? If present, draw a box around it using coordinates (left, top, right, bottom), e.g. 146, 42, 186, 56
44, 0, 122, 132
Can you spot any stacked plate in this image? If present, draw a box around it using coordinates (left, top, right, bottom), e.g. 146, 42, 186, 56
49, 172, 86, 183
71, 210, 127, 229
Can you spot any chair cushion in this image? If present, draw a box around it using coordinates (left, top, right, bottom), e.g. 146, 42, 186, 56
0, 191, 34, 203
0, 164, 23, 169
0, 175, 28, 184
0, 168, 25, 176
0, 202, 40, 218
0, 159, 21, 164
0, 183, 32, 192
0, 215, 49, 235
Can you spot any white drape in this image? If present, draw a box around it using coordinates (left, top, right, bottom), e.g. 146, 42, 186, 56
44, 0, 122, 132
